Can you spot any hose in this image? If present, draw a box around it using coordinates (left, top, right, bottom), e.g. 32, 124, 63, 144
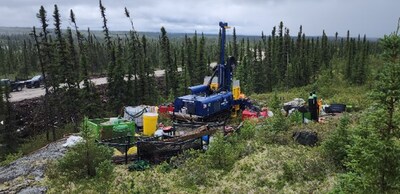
124, 107, 148, 120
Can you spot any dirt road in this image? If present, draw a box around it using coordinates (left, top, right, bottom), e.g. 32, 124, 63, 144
9, 69, 176, 102
9, 77, 108, 102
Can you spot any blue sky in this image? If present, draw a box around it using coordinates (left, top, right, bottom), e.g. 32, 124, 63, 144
0, 0, 399, 37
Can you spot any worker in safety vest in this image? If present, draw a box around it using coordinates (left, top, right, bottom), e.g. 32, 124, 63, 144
308, 92, 315, 121
312, 91, 318, 122
318, 98, 323, 116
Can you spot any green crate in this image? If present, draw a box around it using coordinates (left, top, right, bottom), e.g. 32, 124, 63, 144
84, 118, 135, 140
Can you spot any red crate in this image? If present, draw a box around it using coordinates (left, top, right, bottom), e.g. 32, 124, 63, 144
158, 104, 174, 114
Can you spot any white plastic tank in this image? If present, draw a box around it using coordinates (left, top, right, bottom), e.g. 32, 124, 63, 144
123, 106, 148, 127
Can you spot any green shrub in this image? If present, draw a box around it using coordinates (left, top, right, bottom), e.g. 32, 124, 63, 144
206, 132, 244, 170
156, 161, 173, 173
270, 92, 282, 110
134, 170, 165, 193
0, 151, 22, 166
114, 174, 136, 194
268, 110, 289, 132
276, 150, 332, 189
177, 155, 214, 189
237, 121, 257, 140
321, 114, 352, 168
128, 160, 150, 171
46, 121, 115, 192
332, 172, 365, 194
254, 112, 291, 146
84, 160, 115, 192
54, 141, 113, 179
288, 110, 303, 125
168, 149, 203, 169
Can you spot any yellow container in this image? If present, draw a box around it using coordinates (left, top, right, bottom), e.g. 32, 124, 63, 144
210, 83, 218, 91
232, 86, 240, 100
143, 113, 158, 136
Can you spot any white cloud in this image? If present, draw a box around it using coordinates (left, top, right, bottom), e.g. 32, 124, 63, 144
0, 0, 398, 37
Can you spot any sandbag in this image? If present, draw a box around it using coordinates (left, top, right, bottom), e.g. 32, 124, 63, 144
328, 104, 346, 113
292, 131, 318, 146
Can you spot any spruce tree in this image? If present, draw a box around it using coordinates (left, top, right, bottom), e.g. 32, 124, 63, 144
179, 42, 190, 95
301, 33, 309, 86
244, 38, 254, 93
265, 35, 273, 91
6, 38, 15, 76
34, 6, 52, 140
359, 34, 369, 84
0, 84, 5, 158
70, 9, 90, 90
233, 27, 238, 62
339, 32, 400, 193
160, 27, 177, 98
185, 35, 194, 85
253, 42, 264, 93
1, 85, 18, 155
109, 39, 126, 113
142, 35, 158, 104
99, 1, 123, 113
193, 31, 198, 82
66, 27, 80, 87
99, 0, 115, 85
0, 45, 5, 76
277, 21, 285, 86
53, 4, 69, 90
321, 30, 330, 69
271, 26, 279, 87
312, 37, 321, 82
125, 7, 140, 105
196, 33, 206, 84
137, 40, 146, 104
283, 27, 291, 88
236, 38, 246, 91
99, 0, 111, 51
345, 30, 352, 80
125, 37, 136, 106
21, 40, 29, 79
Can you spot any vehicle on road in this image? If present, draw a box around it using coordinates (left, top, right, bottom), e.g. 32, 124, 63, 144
25, 75, 44, 88
0, 79, 25, 92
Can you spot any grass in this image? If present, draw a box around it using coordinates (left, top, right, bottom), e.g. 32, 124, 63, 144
0, 123, 77, 165
18, 123, 77, 155
42, 83, 370, 193
252, 83, 370, 112
44, 110, 348, 193
0, 151, 22, 166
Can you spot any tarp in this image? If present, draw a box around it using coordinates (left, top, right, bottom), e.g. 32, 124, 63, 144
62, 135, 83, 148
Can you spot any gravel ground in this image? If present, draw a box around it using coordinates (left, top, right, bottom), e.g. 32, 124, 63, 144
0, 137, 69, 194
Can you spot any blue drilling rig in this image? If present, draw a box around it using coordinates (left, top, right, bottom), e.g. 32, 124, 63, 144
173, 22, 257, 122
